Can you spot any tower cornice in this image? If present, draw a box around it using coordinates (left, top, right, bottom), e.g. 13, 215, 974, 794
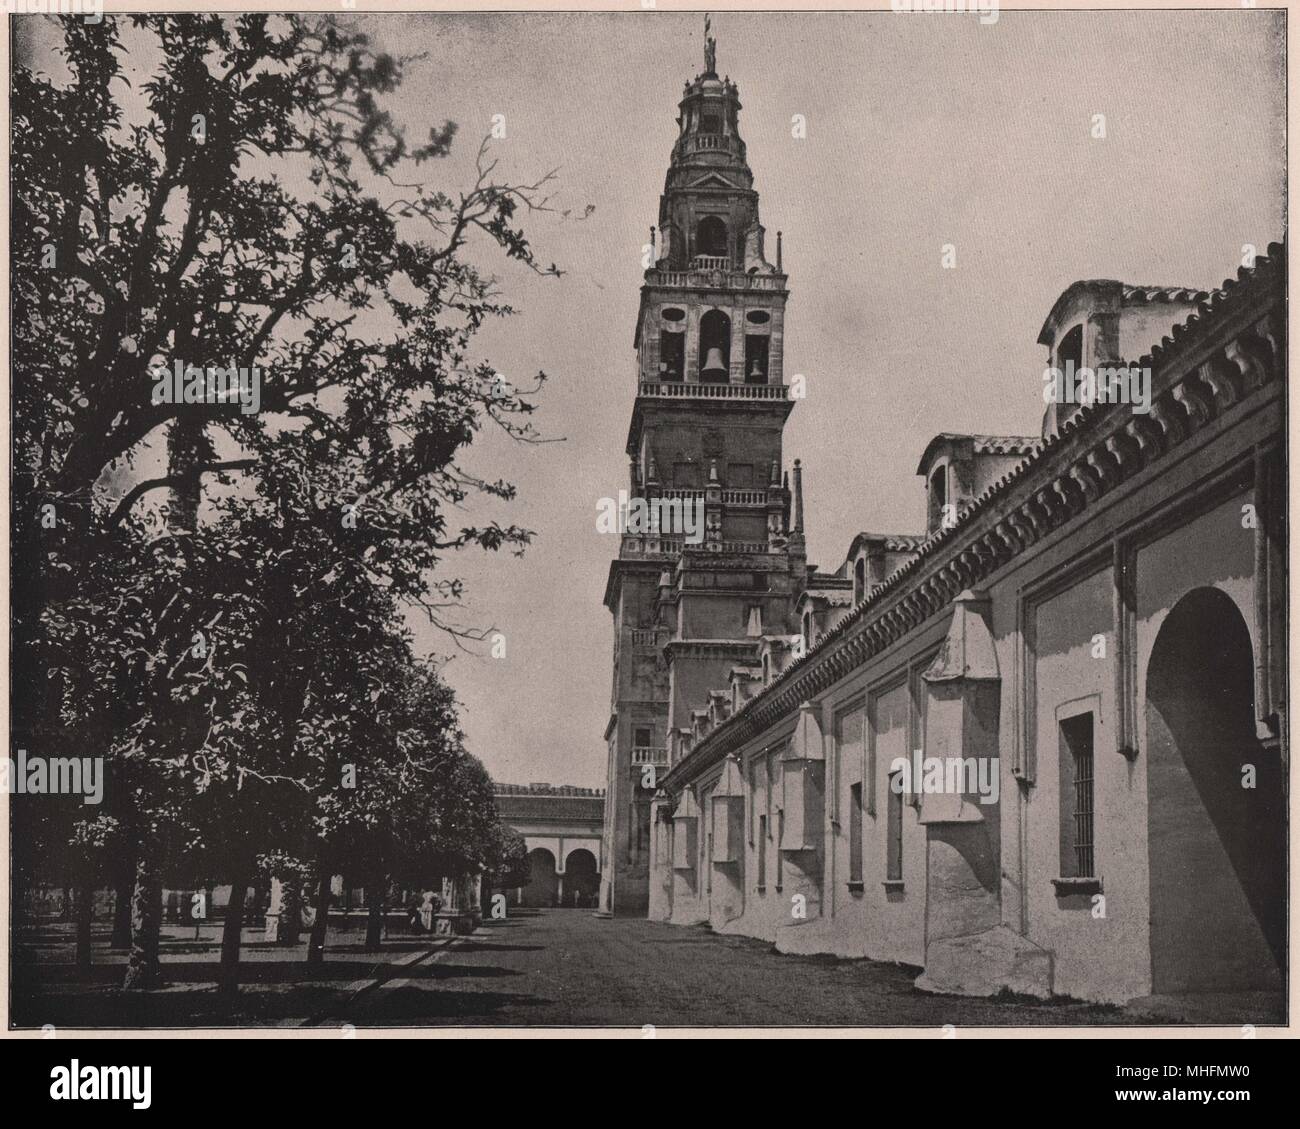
624, 389, 794, 458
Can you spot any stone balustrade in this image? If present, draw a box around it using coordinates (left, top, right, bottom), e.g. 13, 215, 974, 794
637, 381, 788, 400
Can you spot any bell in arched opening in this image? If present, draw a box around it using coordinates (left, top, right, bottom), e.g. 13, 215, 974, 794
702, 347, 728, 380
698, 308, 732, 382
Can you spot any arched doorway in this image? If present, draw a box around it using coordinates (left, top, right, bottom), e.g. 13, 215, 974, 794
1145, 586, 1285, 993
521, 848, 558, 908
563, 849, 600, 908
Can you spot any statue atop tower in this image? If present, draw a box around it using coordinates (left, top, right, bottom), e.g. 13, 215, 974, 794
704, 14, 717, 76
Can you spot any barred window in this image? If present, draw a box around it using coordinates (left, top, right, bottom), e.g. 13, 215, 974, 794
776, 810, 784, 888
886, 771, 904, 882
849, 782, 864, 885
1059, 712, 1096, 878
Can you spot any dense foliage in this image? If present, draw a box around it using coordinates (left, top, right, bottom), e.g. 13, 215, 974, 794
12, 12, 556, 986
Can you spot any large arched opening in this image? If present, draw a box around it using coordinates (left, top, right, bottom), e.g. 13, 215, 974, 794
698, 309, 731, 383
695, 215, 729, 261
521, 848, 558, 908
563, 848, 600, 908
1145, 586, 1285, 993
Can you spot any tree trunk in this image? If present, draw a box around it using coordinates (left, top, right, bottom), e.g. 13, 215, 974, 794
121, 856, 163, 989
306, 869, 332, 965
276, 878, 302, 947
218, 858, 252, 996
110, 868, 133, 949
166, 418, 211, 532
364, 883, 384, 953
75, 881, 94, 970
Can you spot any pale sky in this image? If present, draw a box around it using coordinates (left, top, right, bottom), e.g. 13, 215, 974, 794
22, 11, 1286, 790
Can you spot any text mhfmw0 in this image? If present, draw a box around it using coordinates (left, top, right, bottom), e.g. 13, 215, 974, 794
151, 360, 261, 415
2, 751, 103, 805
50, 1062, 151, 1110
596, 491, 705, 544
1116, 1065, 1250, 1080
890, 751, 999, 805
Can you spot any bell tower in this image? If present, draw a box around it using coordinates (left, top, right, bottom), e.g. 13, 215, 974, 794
637, 28, 788, 391
600, 22, 807, 918
629, 25, 794, 543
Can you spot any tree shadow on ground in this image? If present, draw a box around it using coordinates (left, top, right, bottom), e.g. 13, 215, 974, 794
345, 985, 550, 1024
11, 981, 357, 1028
446, 941, 543, 954
17, 958, 395, 988
415, 963, 520, 981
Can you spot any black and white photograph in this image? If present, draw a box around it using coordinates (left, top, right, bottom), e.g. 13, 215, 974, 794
2, 0, 1292, 1070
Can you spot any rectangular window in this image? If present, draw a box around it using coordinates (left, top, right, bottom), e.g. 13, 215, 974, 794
635, 801, 651, 863
673, 461, 700, 489
765, 749, 775, 816
729, 462, 754, 489
886, 771, 904, 882
776, 810, 785, 889
869, 681, 909, 819
748, 760, 758, 844
908, 665, 930, 807
724, 513, 767, 544
634, 726, 651, 748
658, 330, 685, 381
699, 790, 710, 875
1059, 713, 1096, 877
849, 782, 864, 885
757, 815, 767, 888
834, 702, 865, 825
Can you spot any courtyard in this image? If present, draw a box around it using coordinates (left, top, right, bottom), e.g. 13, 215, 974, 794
16, 909, 1276, 1030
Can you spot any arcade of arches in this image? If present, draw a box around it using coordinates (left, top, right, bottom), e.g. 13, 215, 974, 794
520, 847, 600, 909
493, 783, 605, 910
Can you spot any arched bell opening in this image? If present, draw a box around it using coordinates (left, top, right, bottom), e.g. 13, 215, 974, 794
699, 309, 731, 383
695, 215, 729, 263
